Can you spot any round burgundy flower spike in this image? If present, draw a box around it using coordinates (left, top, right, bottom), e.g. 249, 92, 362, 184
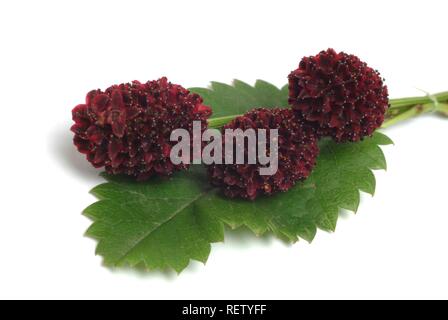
288, 48, 389, 142
71, 77, 212, 180
208, 108, 319, 200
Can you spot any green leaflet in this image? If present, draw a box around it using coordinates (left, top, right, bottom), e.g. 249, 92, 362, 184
189, 80, 289, 117
83, 79, 393, 272
198, 132, 392, 243
84, 169, 223, 273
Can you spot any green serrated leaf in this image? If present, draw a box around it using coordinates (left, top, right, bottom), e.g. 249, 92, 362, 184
84, 169, 224, 273
84, 80, 392, 272
189, 79, 288, 117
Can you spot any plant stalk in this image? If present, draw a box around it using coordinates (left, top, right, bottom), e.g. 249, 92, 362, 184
207, 91, 448, 129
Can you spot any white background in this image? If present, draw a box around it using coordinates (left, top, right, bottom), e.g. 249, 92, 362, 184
0, 0, 447, 300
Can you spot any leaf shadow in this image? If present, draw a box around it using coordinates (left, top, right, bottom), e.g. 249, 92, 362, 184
105, 261, 203, 280
338, 209, 353, 221
49, 122, 103, 184
222, 226, 279, 248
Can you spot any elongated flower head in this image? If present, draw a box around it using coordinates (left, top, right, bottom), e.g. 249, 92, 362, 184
71, 77, 211, 180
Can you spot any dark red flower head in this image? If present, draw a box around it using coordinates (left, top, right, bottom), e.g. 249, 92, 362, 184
288, 48, 389, 142
71, 77, 212, 180
207, 108, 319, 200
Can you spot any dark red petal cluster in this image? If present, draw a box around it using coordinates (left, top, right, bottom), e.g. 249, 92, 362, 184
208, 108, 319, 200
71, 77, 211, 180
288, 48, 389, 142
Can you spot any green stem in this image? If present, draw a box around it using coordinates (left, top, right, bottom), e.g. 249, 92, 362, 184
383, 102, 448, 128
390, 91, 448, 109
382, 104, 430, 128
207, 91, 448, 130
208, 114, 243, 129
